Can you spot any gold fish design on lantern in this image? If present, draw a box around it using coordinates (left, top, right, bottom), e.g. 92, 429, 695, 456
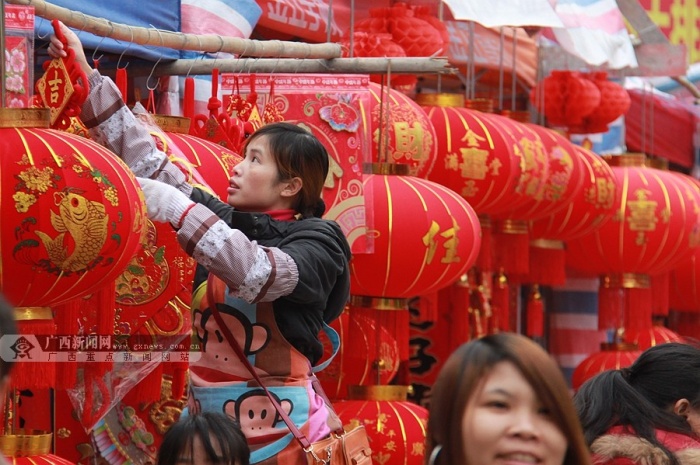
35, 190, 109, 272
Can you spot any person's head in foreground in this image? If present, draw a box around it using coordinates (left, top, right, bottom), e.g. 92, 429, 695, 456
156, 412, 250, 465
425, 332, 591, 465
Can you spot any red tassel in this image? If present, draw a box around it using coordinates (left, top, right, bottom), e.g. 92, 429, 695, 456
624, 287, 653, 332
651, 273, 669, 317
492, 220, 530, 277
171, 363, 188, 400
12, 308, 56, 390
528, 241, 566, 286
477, 217, 493, 271
490, 271, 510, 332
53, 297, 82, 390
416, 290, 440, 321
183, 77, 195, 119
598, 284, 624, 331
128, 364, 163, 405
84, 283, 116, 380
526, 285, 545, 338
207, 68, 221, 116
116, 67, 128, 103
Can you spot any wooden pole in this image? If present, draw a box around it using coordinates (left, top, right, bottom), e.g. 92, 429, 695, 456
142, 57, 457, 77
6, 0, 343, 59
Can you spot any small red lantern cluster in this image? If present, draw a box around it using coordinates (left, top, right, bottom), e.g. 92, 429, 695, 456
530, 70, 630, 134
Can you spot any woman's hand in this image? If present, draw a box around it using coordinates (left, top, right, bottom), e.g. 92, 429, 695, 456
47, 20, 92, 75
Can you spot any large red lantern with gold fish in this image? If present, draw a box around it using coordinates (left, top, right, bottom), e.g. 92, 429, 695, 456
333, 386, 428, 465
368, 83, 437, 178
0, 109, 145, 307
350, 166, 481, 299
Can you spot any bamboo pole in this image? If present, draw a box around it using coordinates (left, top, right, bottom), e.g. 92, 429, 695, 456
5, 0, 342, 59
143, 57, 457, 77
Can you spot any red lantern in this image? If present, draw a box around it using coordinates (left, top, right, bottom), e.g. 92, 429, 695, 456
368, 83, 437, 178
354, 4, 445, 57
419, 94, 523, 216
530, 145, 617, 241
0, 109, 146, 307
530, 70, 601, 128
568, 72, 631, 135
341, 33, 417, 92
317, 308, 400, 401
334, 386, 428, 465
625, 325, 683, 350
567, 154, 700, 331
572, 343, 641, 391
350, 166, 482, 298
670, 248, 700, 312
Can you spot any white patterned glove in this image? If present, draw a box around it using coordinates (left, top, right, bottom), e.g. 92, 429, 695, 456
137, 177, 195, 228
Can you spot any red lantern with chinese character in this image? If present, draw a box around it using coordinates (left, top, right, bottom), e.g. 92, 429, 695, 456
368, 83, 437, 178
669, 175, 700, 313
530, 70, 601, 128
0, 108, 146, 307
350, 165, 481, 298
572, 343, 641, 391
333, 386, 428, 465
317, 307, 400, 401
419, 94, 523, 216
567, 154, 700, 332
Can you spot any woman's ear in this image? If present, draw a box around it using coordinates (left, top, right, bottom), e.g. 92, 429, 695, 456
281, 177, 303, 198
674, 398, 690, 417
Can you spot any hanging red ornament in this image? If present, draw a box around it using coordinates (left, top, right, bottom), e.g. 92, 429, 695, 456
530, 70, 601, 128
568, 72, 631, 134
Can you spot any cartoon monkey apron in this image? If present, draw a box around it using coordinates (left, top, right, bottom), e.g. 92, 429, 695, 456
189, 274, 343, 465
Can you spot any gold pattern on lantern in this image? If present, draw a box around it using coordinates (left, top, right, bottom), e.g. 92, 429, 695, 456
459, 147, 491, 180
422, 219, 460, 265
587, 177, 616, 210
392, 122, 424, 163
627, 188, 658, 245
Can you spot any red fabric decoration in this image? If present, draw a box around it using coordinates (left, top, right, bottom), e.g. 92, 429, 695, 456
572, 343, 641, 391
350, 172, 481, 298
530, 70, 601, 128
525, 285, 544, 338
0, 116, 146, 307
341, 32, 416, 92
368, 83, 438, 178
12, 308, 56, 390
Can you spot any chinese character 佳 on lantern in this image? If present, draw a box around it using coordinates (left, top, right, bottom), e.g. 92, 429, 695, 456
348, 162, 482, 372
566, 153, 700, 340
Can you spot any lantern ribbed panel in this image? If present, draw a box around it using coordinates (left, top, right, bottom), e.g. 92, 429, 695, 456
422, 103, 523, 216
350, 174, 481, 298
530, 71, 602, 128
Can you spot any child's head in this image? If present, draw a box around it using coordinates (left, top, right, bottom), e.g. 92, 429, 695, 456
156, 412, 249, 465
232, 122, 329, 217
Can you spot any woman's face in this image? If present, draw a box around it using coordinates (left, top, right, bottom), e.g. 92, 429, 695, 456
461, 361, 568, 465
227, 135, 293, 212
